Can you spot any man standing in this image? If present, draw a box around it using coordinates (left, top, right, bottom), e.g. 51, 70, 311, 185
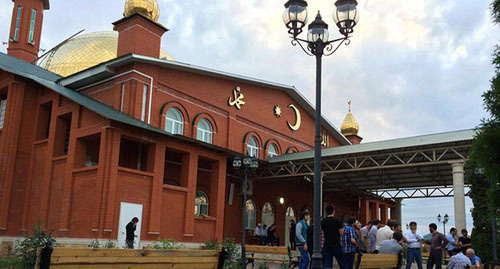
445, 228, 460, 257
261, 224, 268, 245
458, 229, 472, 254
125, 217, 139, 249
446, 251, 471, 269
321, 205, 346, 269
375, 220, 397, 252
368, 219, 380, 253
290, 219, 296, 250
359, 221, 373, 253
426, 223, 447, 269
342, 217, 358, 269
296, 210, 310, 269
254, 223, 262, 244
404, 221, 424, 269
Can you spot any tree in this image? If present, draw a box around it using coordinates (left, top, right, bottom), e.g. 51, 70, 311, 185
469, 0, 500, 264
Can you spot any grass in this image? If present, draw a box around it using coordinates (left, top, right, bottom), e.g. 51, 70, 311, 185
0, 256, 23, 268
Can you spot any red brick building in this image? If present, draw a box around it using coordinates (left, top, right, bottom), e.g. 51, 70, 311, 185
0, 0, 394, 248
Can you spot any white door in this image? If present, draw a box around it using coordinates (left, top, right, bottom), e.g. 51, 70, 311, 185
285, 207, 296, 248
118, 202, 143, 249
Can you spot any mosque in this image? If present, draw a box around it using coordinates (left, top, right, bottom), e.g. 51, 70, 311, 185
3, 0, 466, 249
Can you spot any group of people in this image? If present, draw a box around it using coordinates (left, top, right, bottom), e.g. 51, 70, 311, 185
291, 206, 482, 269
254, 223, 280, 246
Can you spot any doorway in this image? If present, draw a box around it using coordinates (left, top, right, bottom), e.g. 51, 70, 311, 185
284, 206, 296, 248
117, 202, 143, 249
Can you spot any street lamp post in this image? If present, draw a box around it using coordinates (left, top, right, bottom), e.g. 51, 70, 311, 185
232, 155, 258, 269
437, 213, 449, 236
283, 0, 359, 268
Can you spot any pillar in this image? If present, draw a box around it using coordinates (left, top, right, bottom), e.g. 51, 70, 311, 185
182, 152, 198, 238
360, 200, 370, 225
380, 204, 388, 224
148, 142, 166, 235
450, 161, 466, 232
210, 159, 227, 242
0, 81, 25, 229
395, 199, 402, 226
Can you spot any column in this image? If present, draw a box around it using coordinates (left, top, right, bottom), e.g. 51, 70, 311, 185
182, 152, 198, 238
380, 204, 388, 223
148, 142, 166, 234
0, 82, 25, 229
360, 200, 370, 225
210, 158, 227, 242
395, 199, 402, 226
450, 161, 466, 232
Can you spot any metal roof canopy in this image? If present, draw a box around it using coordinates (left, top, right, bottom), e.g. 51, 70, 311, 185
259, 129, 475, 199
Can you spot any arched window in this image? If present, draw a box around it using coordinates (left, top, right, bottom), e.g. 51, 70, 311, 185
195, 191, 209, 216
286, 207, 295, 218
165, 107, 184, 135
261, 202, 275, 227
247, 136, 259, 158
246, 200, 256, 229
267, 144, 278, 158
197, 118, 213, 144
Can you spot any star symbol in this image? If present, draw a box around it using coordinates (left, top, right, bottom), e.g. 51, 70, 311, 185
274, 105, 281, 118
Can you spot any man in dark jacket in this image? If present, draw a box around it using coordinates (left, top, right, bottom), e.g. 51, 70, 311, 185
126, 217, 139, 249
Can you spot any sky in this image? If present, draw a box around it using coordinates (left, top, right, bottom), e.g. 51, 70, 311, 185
0, 0, 497, 235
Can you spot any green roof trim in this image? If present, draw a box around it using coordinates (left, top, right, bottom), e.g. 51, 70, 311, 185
267, 129, 475, 163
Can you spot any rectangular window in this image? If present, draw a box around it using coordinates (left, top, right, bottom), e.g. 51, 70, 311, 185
75, 134, 101, 168
13, 6, 22, 41
53, 113, 72, 156
35, 101, 52, 140
119, 138, 151, 172
0, 97, 7, 129
141, 84, 147, 121
28, 9, 36, 44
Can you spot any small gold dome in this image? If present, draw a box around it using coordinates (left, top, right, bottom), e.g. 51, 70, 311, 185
38, 31, 175, 77
340, 101, 359, 136
124, 0, 160, 22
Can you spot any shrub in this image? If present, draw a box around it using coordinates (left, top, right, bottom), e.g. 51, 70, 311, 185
104, 240, 115, 249
88, 239, 100, 250
152, 238, 183, 250
15, 220, 56, 269
203, 239, 221, 250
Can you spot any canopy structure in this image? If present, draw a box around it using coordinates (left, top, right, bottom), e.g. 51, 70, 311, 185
258, 129, 475, 231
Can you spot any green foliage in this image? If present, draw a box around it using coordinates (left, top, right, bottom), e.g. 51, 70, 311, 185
221, 238, 241, 269
257, 262, 269, 269
88, 239, 100, 250
103, 240, 115, 249
152, 238, 183, 250
468, 0, 500, 264
0, 256, 23, 268
280, 260, 291, 269
202, 239, 221, 250
14, 220, 56, 269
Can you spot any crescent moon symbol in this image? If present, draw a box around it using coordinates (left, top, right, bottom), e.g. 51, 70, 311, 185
287, 104, 301, 131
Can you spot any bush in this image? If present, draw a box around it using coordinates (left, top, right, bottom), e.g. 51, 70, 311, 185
15, 220, 56, 269
88, 239, 100, 250
152, 238, 183, 250
104, 240, 115, 249
202, 239, 221, 250
222, 238, 241, 269
0, 256, 23, 268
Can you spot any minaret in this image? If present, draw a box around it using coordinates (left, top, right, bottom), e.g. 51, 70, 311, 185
340, 101, 363, 144
113, 0, 168, 58
7, 0, 50, 63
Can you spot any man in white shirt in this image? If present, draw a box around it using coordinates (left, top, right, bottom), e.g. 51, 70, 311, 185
359, 221, 373, 253
405, 221, 424, 269
375, 219, 398, 252
368, 219, 380, 253
254, 223, 262, 244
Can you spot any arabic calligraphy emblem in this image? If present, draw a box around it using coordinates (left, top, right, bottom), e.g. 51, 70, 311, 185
228, 87, 246, 110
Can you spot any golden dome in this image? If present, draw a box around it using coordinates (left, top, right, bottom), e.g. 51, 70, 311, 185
124, 0, 160, 22
38, 31, 175, 77
340, 101, 359, 136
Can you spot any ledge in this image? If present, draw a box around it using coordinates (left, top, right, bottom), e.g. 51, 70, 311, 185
118, 167, 154, 177
34, 138, 48, 145
195, 216, 217, 222
162, 184, 188, 193
73, 166, 99, 173
52, 155, 68, 162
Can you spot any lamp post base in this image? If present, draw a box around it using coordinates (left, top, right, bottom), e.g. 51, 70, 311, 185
311, 252, 322, 268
